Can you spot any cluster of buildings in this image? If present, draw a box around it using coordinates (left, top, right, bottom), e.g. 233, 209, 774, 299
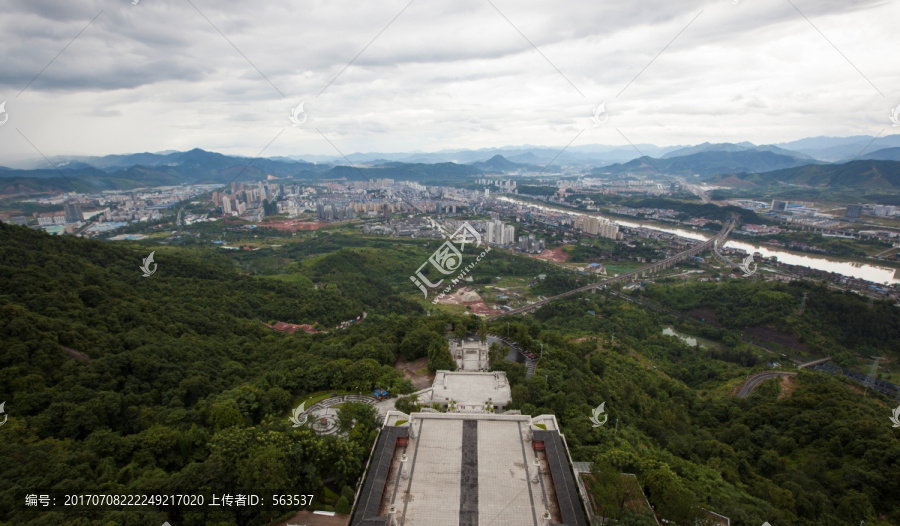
476, 178, 517, 190
362, 216, 445, 238
212, 181, 282, 217
485, 218, 516, 246
846, 203, 898, 219
33, 203, 88, 227
3, 185, 216, 235
609, 206, 679, 220
517, 233, 546, 254
316, 203, 355, 221
567, 214, 620, 240
739, 224, 784, 235
559, 177, 672, 197
314, 199, 403, 223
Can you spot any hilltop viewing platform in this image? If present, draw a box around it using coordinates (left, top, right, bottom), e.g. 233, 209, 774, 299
415, 371, 512, 413
352, 411, 587, 526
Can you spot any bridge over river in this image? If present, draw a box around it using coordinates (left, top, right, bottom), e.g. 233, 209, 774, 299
487, 216, 738, 320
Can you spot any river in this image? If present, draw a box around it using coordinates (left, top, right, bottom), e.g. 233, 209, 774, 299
497, 196, 900, 285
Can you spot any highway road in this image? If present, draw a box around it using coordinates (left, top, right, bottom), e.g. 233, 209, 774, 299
488, 215, 738, 320
736, 371, 797, 398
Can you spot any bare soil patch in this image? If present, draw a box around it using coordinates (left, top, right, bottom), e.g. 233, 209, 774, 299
778, 375, 798, 399
395, 356, 433, 390
535, 245, 570, 263
434, 286, 501, 316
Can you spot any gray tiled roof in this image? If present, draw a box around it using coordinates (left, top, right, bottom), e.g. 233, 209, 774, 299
350, 426, 409, 525
533, 430, 589, 526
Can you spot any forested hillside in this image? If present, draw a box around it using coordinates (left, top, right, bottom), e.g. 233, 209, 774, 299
1, 223, 898, 525
493, 293, 900, 525
0, 224, 448, 525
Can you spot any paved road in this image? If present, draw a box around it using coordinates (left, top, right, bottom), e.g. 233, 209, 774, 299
736, 371, 797, 398
488, 216, 737, 320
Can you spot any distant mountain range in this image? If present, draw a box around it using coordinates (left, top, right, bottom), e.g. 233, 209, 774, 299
0, 149, 328, 195
469, 154, 540, 172
595, 148, 821, 178
4, 135, 900, 195
661, 141, 816, 160
0, 149, 484, 194
857, 147, 900, 162
774, 135, 900, 162
709, 160, 900, 190
278, 143, 684, 167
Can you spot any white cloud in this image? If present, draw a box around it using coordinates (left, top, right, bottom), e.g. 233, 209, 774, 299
0, 0, 897, 164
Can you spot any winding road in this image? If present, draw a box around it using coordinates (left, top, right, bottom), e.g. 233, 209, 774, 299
736, 371, 797, 398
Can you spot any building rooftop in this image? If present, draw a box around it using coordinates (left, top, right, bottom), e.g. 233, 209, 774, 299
351, 412, 588, 526
424, 371, 511, 410
449, 338, 490, 371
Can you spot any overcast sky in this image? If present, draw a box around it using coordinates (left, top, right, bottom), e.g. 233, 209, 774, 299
0, 0, 898, 164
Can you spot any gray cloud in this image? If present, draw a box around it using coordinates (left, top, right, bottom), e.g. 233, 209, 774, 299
0, 0, 897, 164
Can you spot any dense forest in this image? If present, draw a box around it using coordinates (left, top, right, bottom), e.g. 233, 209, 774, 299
1, 222, 898, 525
491, 292, 900, 526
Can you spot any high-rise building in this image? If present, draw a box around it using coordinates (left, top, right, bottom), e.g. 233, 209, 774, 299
572, 214, 618, 240
771, 200, 787, 212
846, 204, 863, 219
64, 203, 83, 223
502, 224, 515, 245
598, 221, 619, 240
485, 220, 514, 245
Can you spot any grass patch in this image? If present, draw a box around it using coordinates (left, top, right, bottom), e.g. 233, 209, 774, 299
290, 390, 357, 412
602, 262, 643, 275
